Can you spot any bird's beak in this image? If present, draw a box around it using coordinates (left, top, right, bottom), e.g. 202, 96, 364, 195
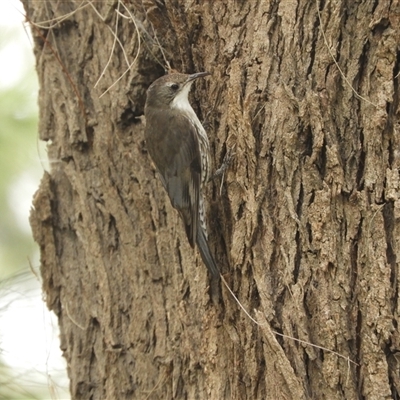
186, 72, 210, 83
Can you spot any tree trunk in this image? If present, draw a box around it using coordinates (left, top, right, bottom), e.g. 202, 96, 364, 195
26, 0, 400, 398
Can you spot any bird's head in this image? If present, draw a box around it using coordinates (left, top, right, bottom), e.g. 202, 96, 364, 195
145, 72, 210, 110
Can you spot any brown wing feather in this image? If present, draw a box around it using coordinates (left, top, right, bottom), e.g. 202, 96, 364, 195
145, 108, 201, 247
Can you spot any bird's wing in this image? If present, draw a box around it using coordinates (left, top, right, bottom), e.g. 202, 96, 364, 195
146, 110, 202, 248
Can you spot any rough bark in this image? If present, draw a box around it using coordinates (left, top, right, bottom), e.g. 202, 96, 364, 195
26, 0, 400, 399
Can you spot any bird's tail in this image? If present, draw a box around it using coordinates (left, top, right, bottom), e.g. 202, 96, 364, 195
196, 225, 220, 278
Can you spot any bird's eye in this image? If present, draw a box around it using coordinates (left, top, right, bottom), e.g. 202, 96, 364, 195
170, 83, 179, 90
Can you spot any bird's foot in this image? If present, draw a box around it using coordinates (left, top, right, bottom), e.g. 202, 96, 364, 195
211, 147, 235, 180
210, 147, 235, 193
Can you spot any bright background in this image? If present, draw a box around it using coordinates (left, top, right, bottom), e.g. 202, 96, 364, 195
0, 1, 69, 398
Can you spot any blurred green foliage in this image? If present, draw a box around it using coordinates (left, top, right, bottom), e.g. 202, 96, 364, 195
0, 30, 41, 279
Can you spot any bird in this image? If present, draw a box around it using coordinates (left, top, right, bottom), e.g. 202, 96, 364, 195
144, 71, 220, 278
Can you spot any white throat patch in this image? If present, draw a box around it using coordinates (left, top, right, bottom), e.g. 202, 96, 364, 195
171, 82, 194, 112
